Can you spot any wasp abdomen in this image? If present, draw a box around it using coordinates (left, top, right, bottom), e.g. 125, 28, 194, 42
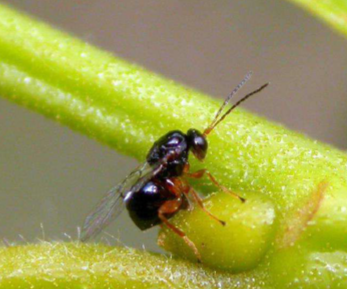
125, 179, 177, 230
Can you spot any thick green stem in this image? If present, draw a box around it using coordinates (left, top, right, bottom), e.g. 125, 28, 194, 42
288, 0, 347, 38
0, 243, 267, 289
1, 3, 347, 288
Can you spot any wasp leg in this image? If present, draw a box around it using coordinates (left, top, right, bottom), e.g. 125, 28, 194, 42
187, 186, 226, 226
158, 200, 201, 262
186, 169, 246, 203
168, 178, 225, 226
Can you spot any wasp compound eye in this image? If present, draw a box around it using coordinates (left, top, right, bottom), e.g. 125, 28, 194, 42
187, 129, 208, 161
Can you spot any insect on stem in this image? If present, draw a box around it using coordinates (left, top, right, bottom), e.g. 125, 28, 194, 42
81, 72, 269, 262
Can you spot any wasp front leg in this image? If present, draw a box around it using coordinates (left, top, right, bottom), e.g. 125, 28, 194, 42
185, 169, 246, 203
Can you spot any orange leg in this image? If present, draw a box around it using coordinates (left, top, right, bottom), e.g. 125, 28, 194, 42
158, 199, 201, 262
187, 187, 226, 226
168, 177, 225, 226
186, 169, 246, 203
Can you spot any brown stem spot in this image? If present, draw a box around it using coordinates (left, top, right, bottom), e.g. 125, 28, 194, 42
278, 181, 328, 249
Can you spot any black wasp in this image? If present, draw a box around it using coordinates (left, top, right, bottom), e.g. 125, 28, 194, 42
80, 72, 268, 261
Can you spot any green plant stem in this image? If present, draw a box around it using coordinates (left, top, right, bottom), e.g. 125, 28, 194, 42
288, 0, 347, 37
0, 243, 267, 289
1, 3, 347, 288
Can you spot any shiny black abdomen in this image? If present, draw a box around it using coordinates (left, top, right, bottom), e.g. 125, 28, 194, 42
125, 179, 185, 230
146, 130, 189, 178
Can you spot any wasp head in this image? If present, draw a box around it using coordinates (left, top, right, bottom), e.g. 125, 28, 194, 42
187, 129, 208, 161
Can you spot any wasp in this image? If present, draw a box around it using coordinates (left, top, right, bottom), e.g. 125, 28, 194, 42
81, 72, 268, 261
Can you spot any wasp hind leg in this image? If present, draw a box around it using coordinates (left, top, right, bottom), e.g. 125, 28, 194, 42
186, 169, 246, 203
158, 199, 201, 262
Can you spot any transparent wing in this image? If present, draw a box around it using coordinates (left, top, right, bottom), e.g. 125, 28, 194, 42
80, 161, 160, 242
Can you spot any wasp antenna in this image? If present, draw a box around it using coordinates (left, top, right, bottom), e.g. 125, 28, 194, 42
203, 72, 252, 136
204, 82, 269, 136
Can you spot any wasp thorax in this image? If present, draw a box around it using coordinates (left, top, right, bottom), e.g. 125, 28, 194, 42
146, 130, 189, 178
187, 129, 208, 161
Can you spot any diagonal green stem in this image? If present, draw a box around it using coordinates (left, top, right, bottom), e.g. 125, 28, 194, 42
288, 0, 347, 37
1, 3, 347, 288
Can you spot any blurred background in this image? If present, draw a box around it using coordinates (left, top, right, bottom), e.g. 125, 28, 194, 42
0, 0, 346, 252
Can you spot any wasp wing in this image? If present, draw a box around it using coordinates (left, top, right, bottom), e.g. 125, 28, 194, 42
80, 161, 161, 242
